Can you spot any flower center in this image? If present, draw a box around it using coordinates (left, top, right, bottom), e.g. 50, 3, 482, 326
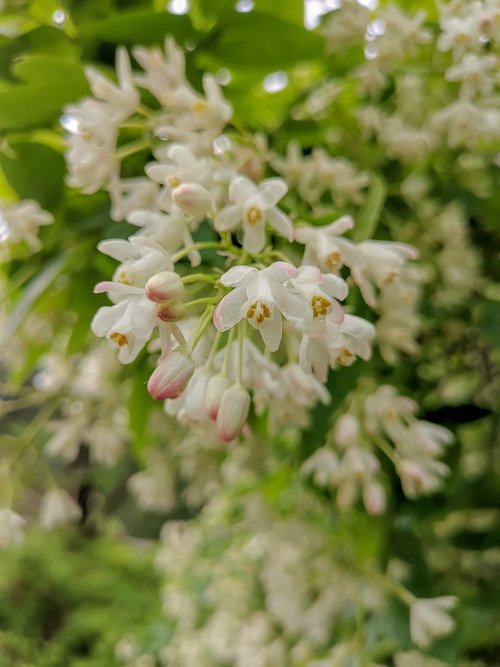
246, 300, 271, 325
245, 206, 263, 225
336, 348, 354, 366
311, 294, 331, 318
382, 271, 397, 286
167, 176, 181, 188
109, 331, 128, 347
324, 250, 342, 271
192, 100, 208, 113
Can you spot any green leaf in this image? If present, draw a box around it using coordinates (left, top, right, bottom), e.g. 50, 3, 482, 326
81, 11, 196, 45
352, 173, 387, 242
253, 0, 304, 26
0, 57, 89, 130
197, 11, 324, 70
0, 141, 65, 209
189, 0, 234, 31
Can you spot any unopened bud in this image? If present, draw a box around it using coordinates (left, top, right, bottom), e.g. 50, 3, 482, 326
363, 481, 386, 515
205, 373, 230, 420
145, 271, 184, 303
147, 350, 195, 400
216, 383, 250, 442
156, 302, 186, 322
334, 414, 359, 448
172, 183, 212, 219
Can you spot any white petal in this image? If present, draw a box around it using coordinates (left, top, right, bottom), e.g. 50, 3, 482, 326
322, 273, 348, 300
220, 265, 257, 287
91, 301, 127, 337
213, 287, 246, 331
214, 204, 242, 232
257, 178, 288, 207
266, 207, 294, 241
229, 176, 257, 204
242, 220, 266, 254
325, 215, 354, 236
259, 313, 282, 352
97, 239, 133, 261
275, 285, 311, 322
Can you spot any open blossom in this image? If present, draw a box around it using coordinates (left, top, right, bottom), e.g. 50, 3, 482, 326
295, 215, 355, 272
213, 263, 310, 352
0, 509, 26, 548
0, 199, 53, 252
215, 176, 293, 254
410, 597, 457, 647
91, 282, 158, 363
97, 236, 173, 287
39, 489, 82, 529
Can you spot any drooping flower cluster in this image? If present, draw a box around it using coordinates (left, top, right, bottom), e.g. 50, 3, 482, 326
69, 40, 427, 446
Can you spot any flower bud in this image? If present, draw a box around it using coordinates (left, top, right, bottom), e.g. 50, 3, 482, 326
148, 350, 195, 400
363, 481, 386, 515
172, 183, 212, 219
205, 373, 230, 420
145, 271, 184, 303
156, 302, 186, 322
216, 383, 250, 442
334, 414, 359, 448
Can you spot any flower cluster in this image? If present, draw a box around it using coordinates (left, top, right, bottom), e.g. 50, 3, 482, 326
302, 383, 454, 513
72, 40, 423, 444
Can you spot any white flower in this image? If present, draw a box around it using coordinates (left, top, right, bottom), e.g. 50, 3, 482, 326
172, 183, 212, 219
108, 176, 159, 222
91, 281, 158, 363
85, 47, 138, 121
63, 99, 118, 193
146, 144, 211, 212
132, 37, 187, 104
45, 418, 85, 463
295, 215, 355, 272
0, 199, 53, 252
397, 458, 450, 498
39, 489, 82, 529
438, 16, 480, 56
213, 263, 311, 352
127, 454, 175, 512
445, 53, 498, 98
410, 597, 457, 647
97, 236, 173, 287
299, 315, 375, 380
301, 448, 339, 487
215, 176, 293, 254
271, 140, 306, 188
0, 509, 26, 548
349, 240, 418, 307
290, 265, 347, 332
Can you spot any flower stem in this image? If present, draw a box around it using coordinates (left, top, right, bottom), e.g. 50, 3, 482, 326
172, 242, 224, 263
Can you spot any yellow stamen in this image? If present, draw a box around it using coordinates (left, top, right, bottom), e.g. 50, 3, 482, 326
109, 332, 128, 347
245, 206, 263, 225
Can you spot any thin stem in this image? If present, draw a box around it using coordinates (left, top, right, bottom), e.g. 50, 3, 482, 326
372, 435, 399, 465
115, 138, 151, 160
137, 104, 157, 119
185, 296, 218, 309
222, 328, 236, 376
206, 330, 222, 369
181, 273, 217, 285
368, 568, 417, 606
172, 242, 224, 263
238, 320, 245, 384
188, 306, 215, 354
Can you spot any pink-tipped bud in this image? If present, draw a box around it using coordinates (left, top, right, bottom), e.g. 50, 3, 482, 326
363, 481, 386, 516
145, 271, 184, 303
172, 183, 212, 219
205, 373, 230, 420
147, 350, 195, 400
216, 383, 250, 442
156, 302, 186, 322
